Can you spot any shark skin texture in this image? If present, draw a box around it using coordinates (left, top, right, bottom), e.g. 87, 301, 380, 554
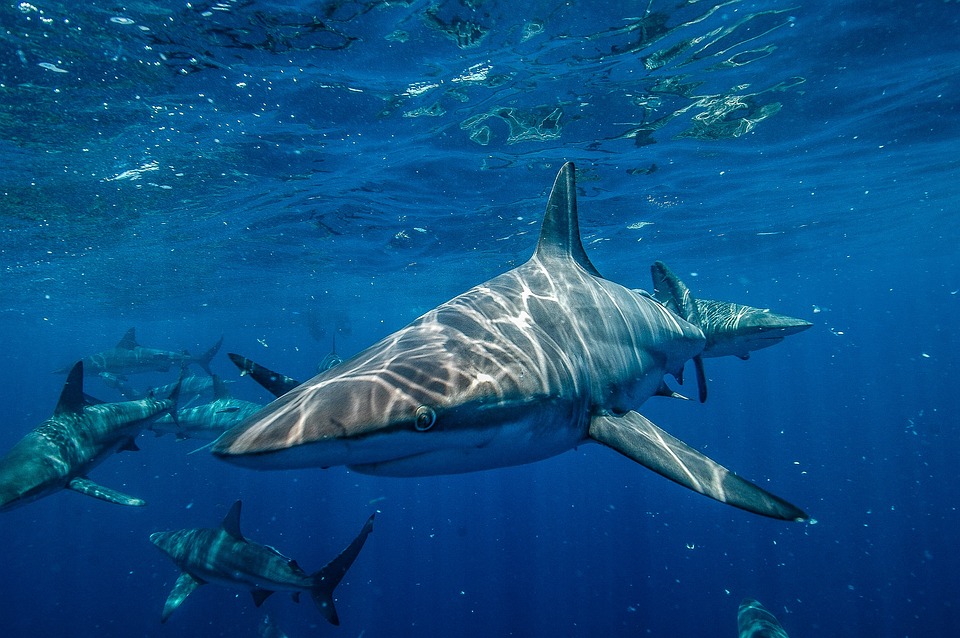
55, 328, 223, 376
212, 162, 809, 521
0, 361, 178, 511
150, 501, 374, 625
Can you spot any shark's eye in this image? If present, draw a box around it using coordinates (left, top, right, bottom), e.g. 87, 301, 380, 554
414, 405, 436, 431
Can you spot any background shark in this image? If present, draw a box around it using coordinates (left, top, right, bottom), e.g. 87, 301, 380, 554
0, 361, 177, 511
150, 376, 262, 441
213, 163, 809, 521
738, 598, 790, 638
150, 501, 374, 625
56, 328, 223, 376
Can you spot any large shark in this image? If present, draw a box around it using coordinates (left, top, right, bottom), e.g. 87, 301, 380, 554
738, 598, 790, 637
0, 361, 178, 511
150, 501, 374, 625
212, 163, 809, 521
57, 328, 223, 376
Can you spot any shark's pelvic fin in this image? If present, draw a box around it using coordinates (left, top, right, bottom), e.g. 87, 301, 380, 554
67, 476, 146, 507
161, 572, 204, 623
311, 513, 376, 626
54, 361, 87, 416
588, 412, 806, 521
534, 162, 601, 276
221, 500, 245, 541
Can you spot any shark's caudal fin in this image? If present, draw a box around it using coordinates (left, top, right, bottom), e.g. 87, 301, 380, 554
228, 353, 301, 398
310, 514, 375, 625
534, 162, 601, 276
589, 411, 807, 521
193, 336, 224, 376
651, 261, 812, 402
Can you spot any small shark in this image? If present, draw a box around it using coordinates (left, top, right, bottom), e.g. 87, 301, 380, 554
150, 501, 374, 625
57, 328, 223, 376
151, 376, 262, 441
213, 163, 809, 520
738, 598, 790, 637
0, 361, 178, 511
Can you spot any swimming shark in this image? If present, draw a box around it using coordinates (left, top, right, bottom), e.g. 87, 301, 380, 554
56, 328, 223, 376
150, 501, 374, 625
150, 376, 262, 441
0, 361, 179, 511
212, 162, 809, 520
738, 598, 790, 637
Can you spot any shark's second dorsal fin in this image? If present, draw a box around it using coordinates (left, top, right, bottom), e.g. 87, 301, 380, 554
117, 327, 138, 350
222, 500, 245, 541
55, 361, 87, 416
534, 162, 601, 277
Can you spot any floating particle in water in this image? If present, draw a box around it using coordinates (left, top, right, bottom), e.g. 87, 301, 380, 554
110, 16, 135, 25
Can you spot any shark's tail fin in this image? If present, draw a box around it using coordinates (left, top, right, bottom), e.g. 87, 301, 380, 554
309, 514, 375, 625
651, 261, 812, 403
194, 336, 224, 376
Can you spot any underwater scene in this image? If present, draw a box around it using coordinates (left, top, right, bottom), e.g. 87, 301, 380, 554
1, 1, 958, 636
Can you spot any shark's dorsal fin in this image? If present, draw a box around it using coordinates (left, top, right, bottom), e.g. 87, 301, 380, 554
212, 375, 231, 400
534, 162, 601, 277
222, 500, 244, 541
252, 590, 275, 607
55, 361, 86, 416
117, 327, 138, 350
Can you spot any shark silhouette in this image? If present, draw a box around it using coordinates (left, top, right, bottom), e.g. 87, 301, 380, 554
150, 501, 374, 624
213, 163, 809, 521
0, 361, 178, 511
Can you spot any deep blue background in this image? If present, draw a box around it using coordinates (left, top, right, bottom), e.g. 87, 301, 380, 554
1, 1, 958, 636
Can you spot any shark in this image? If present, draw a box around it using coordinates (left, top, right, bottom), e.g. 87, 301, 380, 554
0, 361, 178, 511
150, 501, 374, 625
212, 162, 809, 521
57, 328, 223, 376
150, 376, 262, 441
738, 598, 790, 637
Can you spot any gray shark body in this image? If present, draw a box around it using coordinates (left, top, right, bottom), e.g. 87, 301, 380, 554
0, 361, 176, 511
151, 376, 262, 441
738, 598, 790, 638
150, 501, 374, 625
60, 328, 223, 376
213, 163, 808, 520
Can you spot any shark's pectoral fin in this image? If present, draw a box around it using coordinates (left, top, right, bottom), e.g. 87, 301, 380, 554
251, 589, 275, 607
693, 355, 707, 403
588, 412, 806, 521
67, 477, 146, 507
161, 572, 204, 623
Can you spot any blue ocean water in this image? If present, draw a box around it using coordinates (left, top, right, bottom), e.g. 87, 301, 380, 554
1, 0, 958, 636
